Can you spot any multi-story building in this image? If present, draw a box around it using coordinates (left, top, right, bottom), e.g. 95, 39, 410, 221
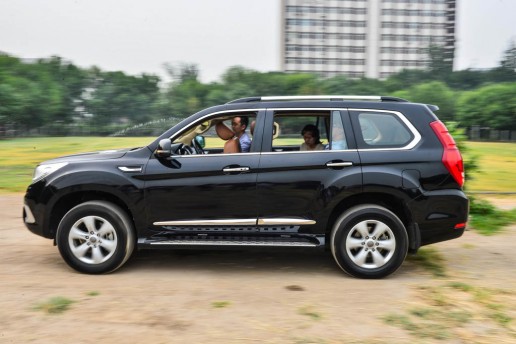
280, 0, 456, 79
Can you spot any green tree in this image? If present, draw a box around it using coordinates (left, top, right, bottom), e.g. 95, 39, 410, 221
393, 81, 456, 120
456, 83, 516, 130
500, 40, 516, 72
383, 69, 432, 92
84, 71, 161, 128
0, 54, 63, 129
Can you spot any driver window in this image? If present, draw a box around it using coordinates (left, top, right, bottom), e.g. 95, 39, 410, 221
172, 112, 256, 155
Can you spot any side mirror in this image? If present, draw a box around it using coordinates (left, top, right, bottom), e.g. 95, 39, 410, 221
194, 135, 205, 148
155, 139, 172, 158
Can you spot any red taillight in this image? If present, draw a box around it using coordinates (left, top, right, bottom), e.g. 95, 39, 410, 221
430, 121, 465, 187
454, 222, 467, 229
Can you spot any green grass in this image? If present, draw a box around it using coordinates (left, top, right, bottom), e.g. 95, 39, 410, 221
0, 137, 152, 193
211, 301, 231, 308
465, 142, 516, 192
407, 247, 447, 277
384, 282, 514, 340
34, 296, 75, 314
469, 196, 516, 235
298, 305, 323, 320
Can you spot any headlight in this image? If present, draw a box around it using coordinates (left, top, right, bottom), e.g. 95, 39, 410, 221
32, 162, 68, 182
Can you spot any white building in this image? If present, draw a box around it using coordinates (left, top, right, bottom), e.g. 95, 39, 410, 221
280, 0, 456, 79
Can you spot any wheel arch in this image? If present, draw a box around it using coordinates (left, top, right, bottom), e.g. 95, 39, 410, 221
48, 190, 136, 241
326, 192, 414, 246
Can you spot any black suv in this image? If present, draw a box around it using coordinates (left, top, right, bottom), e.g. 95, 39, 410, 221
23, 96, 468, 278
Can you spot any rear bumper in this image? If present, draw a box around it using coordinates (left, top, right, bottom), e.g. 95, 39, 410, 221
410, 189, 469, 246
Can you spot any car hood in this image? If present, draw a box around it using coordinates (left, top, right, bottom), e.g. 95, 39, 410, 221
42, 148, 134, 165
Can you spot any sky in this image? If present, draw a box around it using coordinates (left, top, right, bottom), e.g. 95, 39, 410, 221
0, 0, 515, 82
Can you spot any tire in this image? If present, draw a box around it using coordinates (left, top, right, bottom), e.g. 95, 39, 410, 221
56, 201, 135, 274
330, 205, 408, 279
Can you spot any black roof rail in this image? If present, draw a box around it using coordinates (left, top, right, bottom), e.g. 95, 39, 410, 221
226, 97, 262, 104
227, 95, 409, 104
380, 96, 409, 102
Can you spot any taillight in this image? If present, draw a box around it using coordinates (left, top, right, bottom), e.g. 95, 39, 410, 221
430, 121, 465, 187
454, 222, 467, 230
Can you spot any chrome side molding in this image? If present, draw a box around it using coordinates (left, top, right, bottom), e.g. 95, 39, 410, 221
154, 218, 316, 226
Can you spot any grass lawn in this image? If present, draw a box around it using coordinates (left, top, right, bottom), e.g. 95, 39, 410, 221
0, 137, 514, 193
0, 137, 152, 193
465, 142, 516, 193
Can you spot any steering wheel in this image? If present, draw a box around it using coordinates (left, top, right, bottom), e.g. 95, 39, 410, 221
178, 144, 196, 155
191, 138, 205, 155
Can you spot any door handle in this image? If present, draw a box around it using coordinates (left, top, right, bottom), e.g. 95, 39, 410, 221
222, 166, 250, 173
325, 161, 353, 168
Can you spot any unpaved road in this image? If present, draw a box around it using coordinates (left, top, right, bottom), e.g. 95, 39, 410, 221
1, 194, 515, 343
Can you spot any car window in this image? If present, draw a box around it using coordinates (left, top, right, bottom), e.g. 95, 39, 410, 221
269, 112, 330, 152
356, 112, 413, 148
173, 112, 257, 155
330, 110, 348, 150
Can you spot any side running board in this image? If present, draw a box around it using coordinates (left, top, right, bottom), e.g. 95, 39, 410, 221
139, 235, 321, 248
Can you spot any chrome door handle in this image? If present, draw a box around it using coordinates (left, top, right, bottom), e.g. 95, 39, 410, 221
222, 167, 250, 173
326, 161, 353, 168
118, 166, 143, 172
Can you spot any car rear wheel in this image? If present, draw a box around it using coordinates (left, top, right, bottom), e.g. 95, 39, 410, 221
331, 205, 408, 279
56, 201, 135, 274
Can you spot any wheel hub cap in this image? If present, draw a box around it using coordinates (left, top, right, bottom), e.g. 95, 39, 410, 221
345, 219, 396, 269
68, 215, 118, 265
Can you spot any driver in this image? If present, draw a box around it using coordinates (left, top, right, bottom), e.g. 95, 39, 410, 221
231, 116, 251, 152
216, 116, 252, 153
216, 122, 241, 153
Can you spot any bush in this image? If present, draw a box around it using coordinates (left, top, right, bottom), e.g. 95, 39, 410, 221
469, 196, 497, 216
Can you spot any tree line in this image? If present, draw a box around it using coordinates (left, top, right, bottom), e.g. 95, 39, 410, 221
0, 44, 515, 136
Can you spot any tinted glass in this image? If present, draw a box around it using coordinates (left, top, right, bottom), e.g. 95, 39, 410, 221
330, 110, 348, 150
357, 112, 412, 148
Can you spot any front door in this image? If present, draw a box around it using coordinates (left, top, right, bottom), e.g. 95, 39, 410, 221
144, 111, 263, 228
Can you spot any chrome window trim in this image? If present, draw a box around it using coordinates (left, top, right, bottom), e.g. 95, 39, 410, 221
349, 108, 422, 151
169, 107, 420, 156
260, 149, 354, 155
178, 149, 356, 158
176, 152, 262, 158
270, 108, 420, 151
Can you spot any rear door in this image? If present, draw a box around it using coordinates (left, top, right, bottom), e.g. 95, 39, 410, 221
255, 108, 362, 232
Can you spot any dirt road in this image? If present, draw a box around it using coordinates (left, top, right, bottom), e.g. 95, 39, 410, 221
1, 194, 515, 343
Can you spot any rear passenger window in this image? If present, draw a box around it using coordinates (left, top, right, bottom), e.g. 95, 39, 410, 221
270, 112, 330, 152
356, 112, 413, 148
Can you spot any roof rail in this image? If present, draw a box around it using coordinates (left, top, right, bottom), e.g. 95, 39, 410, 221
226, 95, 409, 104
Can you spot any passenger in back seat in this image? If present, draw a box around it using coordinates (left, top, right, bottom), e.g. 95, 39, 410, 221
300, 124, 325, 151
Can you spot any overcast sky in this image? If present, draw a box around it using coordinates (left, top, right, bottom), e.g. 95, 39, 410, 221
1, 0, 515, 82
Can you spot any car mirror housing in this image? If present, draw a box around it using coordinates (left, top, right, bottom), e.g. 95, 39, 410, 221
155, 139, 172, 158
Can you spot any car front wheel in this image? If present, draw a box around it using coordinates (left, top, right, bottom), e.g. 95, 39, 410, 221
56, 201, 135, 274
331, 205, 408, 279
